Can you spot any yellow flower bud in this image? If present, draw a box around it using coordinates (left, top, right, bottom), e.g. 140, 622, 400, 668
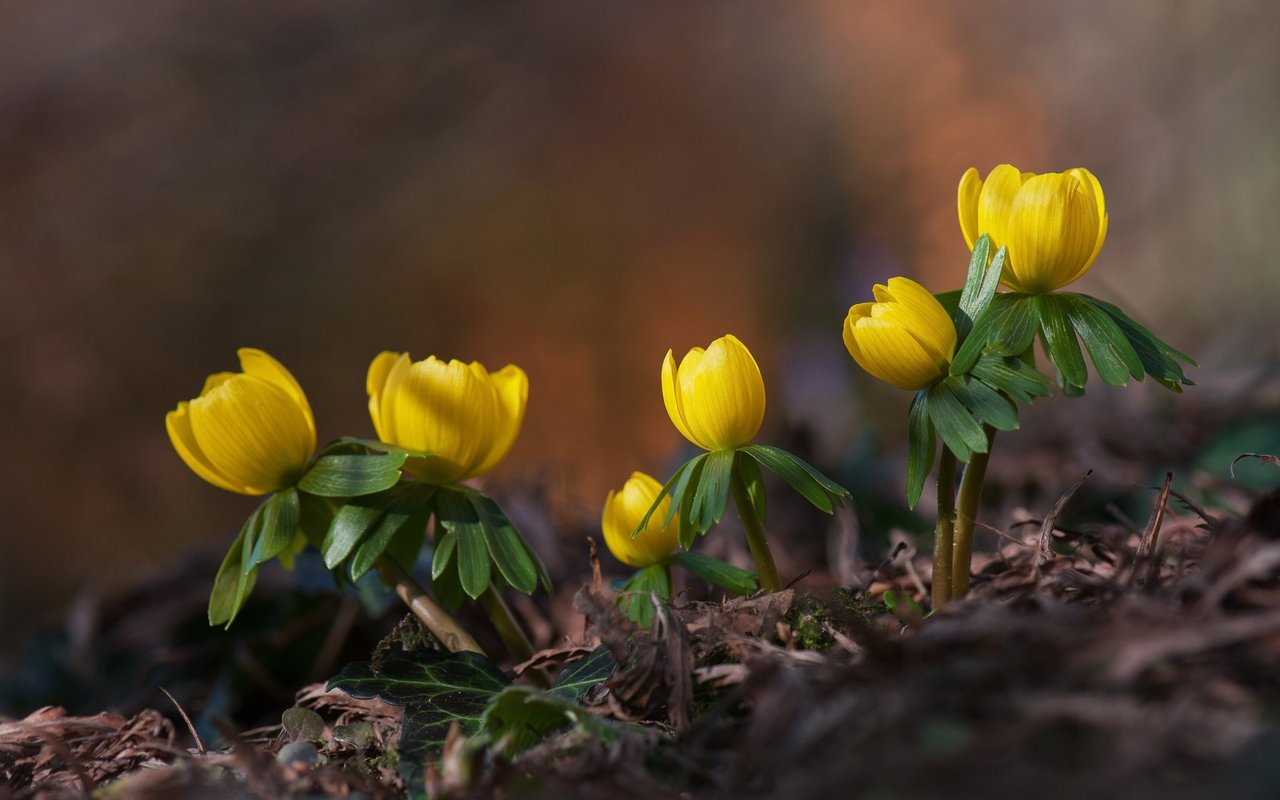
366, 352, 528, 485
662, 334, 765, 452
958, 164, 1108, 294
843, 277, 957, 391
166, 348, 317, 495
602, 472, 680, 568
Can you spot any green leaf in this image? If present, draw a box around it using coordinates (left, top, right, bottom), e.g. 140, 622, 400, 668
480, 685, 641, 757
618, 563, 671, 627
327, 649, 509, 791
431, 529, 457, 580
297, 493, 336, 549
469, 491, 538, 595
634, 456, 694, 535
670, 551, 757, 595
951, 293, 1039, 374
350, 485, 435, 581
906, 390, 936, 509
970, 355, 1053, 404
934, 289, 961, 318
956, 237, 1005, 340
323, 484, 431, 570
738, 454, 768, 523
208, 505, 264, 627
298, 452, 408, 497
739, 444, 849, 514
249, 488, 301, 568
435, 489, 491, 599
691, 449, 735, 532
926, 380, 988, 462
1036, 294, 1088, 388
663, 455, 705, 531
549, 646, 615, 701
335, 437, 434, 459
950, 376, 1019, 432
1062, 294, 1142, 385
1081, 294, 1194, 389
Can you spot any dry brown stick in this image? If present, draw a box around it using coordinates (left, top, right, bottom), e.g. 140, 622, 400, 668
1035, 471, 1092, 575
159, 686, 206, 754
1137, 473, 1174, 586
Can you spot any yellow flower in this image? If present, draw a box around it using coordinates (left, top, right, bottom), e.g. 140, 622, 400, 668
843, 277, 957, 391
957, 164, 1108, 294
366, 352, 528, 484
166, 348, 316, 495
602, 472, 680, 568
662, 334, 765, 452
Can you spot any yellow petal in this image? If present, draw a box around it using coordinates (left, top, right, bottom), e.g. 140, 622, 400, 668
189, 376, 314, 493
662, 349, 709, 450
678, 335, 765, 451
602, 472, 678, 567
844, 315, 947, 391
468, 363, 528, 479
1061, 168, 1108, 286
366, 351, 403, 443
878, 278, 957, 362
957, 167, 983, 250
165, 401, 247, 493
200, 372, 237, 396
393, 358, 487, 483
977, 164, 1029, 252
1005, 172, 1101, 293
237, 348, 315, 439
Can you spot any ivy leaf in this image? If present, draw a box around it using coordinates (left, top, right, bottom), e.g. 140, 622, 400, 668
298, 452, 408, 497
670, 551, 757, 595
549, 646, 616, 701
327, 650, 509, 795
480, 685, 642, 757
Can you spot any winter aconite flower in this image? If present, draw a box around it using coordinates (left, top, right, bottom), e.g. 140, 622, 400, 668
366, 352, 528, 485
602, 472, 681, 568
166, 348, 316, 495
957, 164, 1108, 294
843, 277, 957, 391
662, 334, 765, 452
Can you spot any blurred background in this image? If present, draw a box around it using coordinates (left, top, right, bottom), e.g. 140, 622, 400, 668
1, 0, 1277, 688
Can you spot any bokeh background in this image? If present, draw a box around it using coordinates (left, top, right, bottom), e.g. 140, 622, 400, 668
1, 0, 1277, 668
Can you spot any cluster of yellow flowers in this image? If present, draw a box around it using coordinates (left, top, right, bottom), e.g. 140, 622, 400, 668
172, 162, 1183, 626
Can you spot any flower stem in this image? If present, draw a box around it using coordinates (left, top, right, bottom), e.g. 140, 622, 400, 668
730, 454, 780, 593
951, 425, 997, 598
932, 449, 958, 610
478, 586, 552, 688
377, 557, 484, 655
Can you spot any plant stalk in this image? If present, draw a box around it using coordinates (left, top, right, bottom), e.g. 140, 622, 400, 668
951, 425, 997, 598
730, 455, 780, 593
478, 587, 552, 688
378, 557, 484, 655
932, 449, 958, 610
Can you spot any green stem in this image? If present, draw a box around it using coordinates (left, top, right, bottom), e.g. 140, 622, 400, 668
951, 425, 997, 598
730, 454, 780, 593
378, 557, 484, 655
932, 449, 958, 610
477, 587, 551, 688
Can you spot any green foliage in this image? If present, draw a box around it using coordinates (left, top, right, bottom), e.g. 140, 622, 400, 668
209, 488, 307, 627
298, 452, 409, 497
618, 563, 671, 627
670, 551, 757, 596
738, 445, 850, 514
328, 647, 617, 794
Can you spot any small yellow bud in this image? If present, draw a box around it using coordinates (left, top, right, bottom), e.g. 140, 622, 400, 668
958, 164, 1108, 293
366, 352, 528, 485
166, 348, 316, 495
661, 334, 765, 452
602, 472, 680, 568
843, 277, 957, 391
